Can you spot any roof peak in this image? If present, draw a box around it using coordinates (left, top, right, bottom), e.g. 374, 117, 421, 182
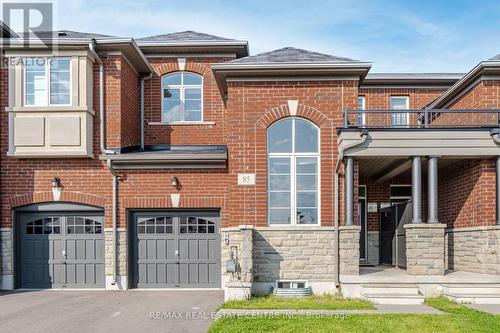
137, 30, 239, 42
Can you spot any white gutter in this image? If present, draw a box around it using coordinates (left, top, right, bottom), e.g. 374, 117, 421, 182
334, 129, 369, 285
106, 160, 120, 285
140, 72, 154, 150
89, 40, 116, 155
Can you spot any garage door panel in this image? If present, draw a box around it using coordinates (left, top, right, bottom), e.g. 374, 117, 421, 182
19, 212, 104, 289
132, 211, 220, 288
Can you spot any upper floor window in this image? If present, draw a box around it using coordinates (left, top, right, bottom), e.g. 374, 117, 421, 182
267, 118, 320, 226
162, 72, 203, 123
25, 58, 71, 106
390, 96, 409, 127
358, 96, 366, 126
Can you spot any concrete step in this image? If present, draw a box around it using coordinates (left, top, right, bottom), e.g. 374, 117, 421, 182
361, 292, 424, 305
362, 284, 421, 295
441, 284, 500, 295
441, 283, 500, 304
361, 284, 423, 305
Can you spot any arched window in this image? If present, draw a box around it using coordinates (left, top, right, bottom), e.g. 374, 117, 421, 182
267, 118, 320, 225
162, 72, 203, 123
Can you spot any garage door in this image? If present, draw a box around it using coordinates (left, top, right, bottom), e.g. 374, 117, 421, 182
131, 211, 220, 288
18, 212, 105, 289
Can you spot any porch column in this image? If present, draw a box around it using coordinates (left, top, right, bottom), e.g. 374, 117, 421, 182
497, 156, 500, 225
411, 156, 422, 223
427, 156, 439, 224
345, 157, 354, 226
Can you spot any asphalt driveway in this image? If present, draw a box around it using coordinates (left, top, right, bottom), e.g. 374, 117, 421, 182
0, 290, 224, 333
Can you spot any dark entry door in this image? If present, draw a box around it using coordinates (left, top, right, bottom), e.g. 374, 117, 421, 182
19, 212, 105, 288
379, 201, 412, 267
131, 211, 220, 288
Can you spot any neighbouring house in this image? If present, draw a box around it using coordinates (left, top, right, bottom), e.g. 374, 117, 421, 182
0, 27, 499, 304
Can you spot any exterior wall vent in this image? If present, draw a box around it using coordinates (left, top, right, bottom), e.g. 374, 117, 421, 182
274, 280, 312, 297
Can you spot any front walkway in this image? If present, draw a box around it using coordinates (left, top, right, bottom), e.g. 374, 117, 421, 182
0, 290, 224, 333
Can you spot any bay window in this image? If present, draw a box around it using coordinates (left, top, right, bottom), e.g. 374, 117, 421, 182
267, 118, 320, 225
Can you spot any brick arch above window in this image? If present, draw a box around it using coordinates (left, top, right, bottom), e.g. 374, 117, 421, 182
9, 191, 107, 209
255, 103, 332, 129
154, 61, 211, 77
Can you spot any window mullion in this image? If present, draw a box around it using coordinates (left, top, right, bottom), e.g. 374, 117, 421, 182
291, 155, 295, 226
181, 87, 185, 121
46, 60, 50, 106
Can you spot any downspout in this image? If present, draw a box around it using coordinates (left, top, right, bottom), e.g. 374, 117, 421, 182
89, 40, 116, 155
334, 128, 368, 286
107, 160, 119, 285
140, 72, 153, 150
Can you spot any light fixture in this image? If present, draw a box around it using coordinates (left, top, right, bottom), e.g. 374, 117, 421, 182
51, 176, 62, 201
171, 176, 179, 187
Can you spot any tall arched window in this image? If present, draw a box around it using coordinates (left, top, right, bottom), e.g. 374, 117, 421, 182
267, 118, 320, 225
162, 72, 203, 123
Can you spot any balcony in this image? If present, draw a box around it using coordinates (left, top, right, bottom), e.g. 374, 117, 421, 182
343, 109, 500, 129
338, 109, 500, 158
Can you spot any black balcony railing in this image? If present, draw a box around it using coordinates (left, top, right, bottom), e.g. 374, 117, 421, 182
343, 109, 500, 129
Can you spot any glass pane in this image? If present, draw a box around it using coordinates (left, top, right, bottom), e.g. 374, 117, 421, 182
358, 97, 365, 110
25, 61, 47, 106
297, 208, 318, 224
163, 88, 181, 122
269, 192, 291, 207
358, 186, 366, 198
269, 157, 290, 174
185, 88, 201, 100
269, 209, 291, 225
294, 119, 318, 153
183, 73, 202, 85
390, 186, 412, 198
50, 59, 70, 105
207, 225, 215, 233
162, 73, 182, 85
51, 59, 70, 71
390, 97, 408, 110
296, 175, 316, 190
185, 111, 202, 121
296, 192, 316, 207
50, 93, 70, 105
268, 119, 293, 153
296, 157, 317, 174
269, 175, 290, 191
184, 99, 201, 111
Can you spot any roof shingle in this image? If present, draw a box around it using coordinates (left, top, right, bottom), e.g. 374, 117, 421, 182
137, 31, 236, 42
226, 47, 361, 64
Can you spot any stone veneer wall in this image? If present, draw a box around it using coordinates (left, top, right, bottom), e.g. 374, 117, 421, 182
447, 226, 500, 275
339, 226, 360, 275
0, 228, 13, 289
253, 228, 336, 283
405, 224, 446, 275
364, 231, 379, 266
105, 229, 127, 277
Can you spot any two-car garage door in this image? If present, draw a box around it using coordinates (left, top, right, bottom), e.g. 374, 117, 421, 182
130, 211, 221, 288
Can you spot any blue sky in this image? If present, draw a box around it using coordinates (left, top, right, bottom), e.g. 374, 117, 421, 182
21, 0, 500, 72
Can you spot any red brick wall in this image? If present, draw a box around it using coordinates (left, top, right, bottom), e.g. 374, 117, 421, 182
120, 58, 140, 147
439, 159, 496, 228
225, 79, 358, 227
449, 80, 500, 109
359, 88, 446, 109
143, 57, 233, 146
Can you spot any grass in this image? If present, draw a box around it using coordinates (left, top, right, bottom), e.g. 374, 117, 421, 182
220, 294, 375, 310
209, 297, 500, 333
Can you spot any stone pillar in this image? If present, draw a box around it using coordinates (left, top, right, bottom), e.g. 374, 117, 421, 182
339, 225, 360, 275
105, 228, 128, 290
345, 157, 354, 226
411, 156, 422, 223
496, 156, 500, 225
428, 156, 439, 224
0, 228, 14, 290
222, 225, 253, 301
404, 223, 446, 275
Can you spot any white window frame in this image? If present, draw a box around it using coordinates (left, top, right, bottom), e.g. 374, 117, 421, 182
390, 96, 409, 127
267, 118, 321, 226
358, 96, 366, 126
24, 57, 72, 107
161, 71, 203, 123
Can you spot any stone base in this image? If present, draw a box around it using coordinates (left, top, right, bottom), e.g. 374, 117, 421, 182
339, 226, 361, 275
225, 282, 252, 301
105, 275, 128, 290
0, 274, 14, 290
405, 224, 446, 275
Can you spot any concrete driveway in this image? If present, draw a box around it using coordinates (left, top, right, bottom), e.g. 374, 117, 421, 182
0, 290, 224, 333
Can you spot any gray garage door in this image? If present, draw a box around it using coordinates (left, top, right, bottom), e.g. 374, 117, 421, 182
18, 212, 105, 289
131, 211, 220, 288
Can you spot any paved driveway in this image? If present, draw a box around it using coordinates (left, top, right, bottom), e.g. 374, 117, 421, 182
0, 290, 224, 333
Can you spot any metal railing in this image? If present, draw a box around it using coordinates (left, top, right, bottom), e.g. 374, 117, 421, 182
343, 109, 500, 129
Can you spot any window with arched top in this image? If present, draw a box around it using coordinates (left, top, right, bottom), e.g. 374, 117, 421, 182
162, 72, 203, 123
267, 118, 320, 226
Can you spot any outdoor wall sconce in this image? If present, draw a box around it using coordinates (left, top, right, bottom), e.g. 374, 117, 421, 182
51, 176, 62, 201
171, 176, 180, 187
